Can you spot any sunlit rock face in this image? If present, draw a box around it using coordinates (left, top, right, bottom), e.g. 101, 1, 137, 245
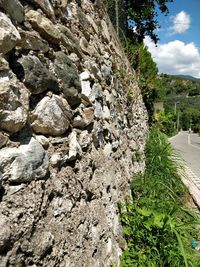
0, 0, 148, 266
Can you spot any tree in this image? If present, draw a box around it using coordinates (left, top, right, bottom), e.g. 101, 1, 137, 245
126, 0, 173, 43
104, 0, 174, 44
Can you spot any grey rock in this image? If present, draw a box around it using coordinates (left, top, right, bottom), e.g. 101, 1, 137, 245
80, 37, 94, 56
0, 79, 29, 133
19, 55, 59, 95
51, 137, 68, 144
0, 215, 11, 252
91, 83, 103, 101
26, 10, 60, 44
68, 53, 80, 63
104, 90, 114, 104
86, 15, 99, 34
18, 30, 49, 52
101, 20, 110, 42
31, 95, 72, 136
34, 135, 49, 149
92, 126, 104, 148
73, 107, 94, 129
0, 12, 21, 54
94, 101, 103, 119
101, 64, 112, 81
54, 52, 81, 107
33, 231, 54, 257
0, 137, 49, 183
53, 197, 73, 217
0, 0, 24, 23
79, 130, 91, 150
58, 24, 83, 58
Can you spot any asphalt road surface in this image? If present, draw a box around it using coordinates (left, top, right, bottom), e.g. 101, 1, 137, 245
170, 131, 200, 180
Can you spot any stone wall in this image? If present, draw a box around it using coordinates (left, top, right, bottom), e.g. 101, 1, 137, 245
0, 0, 148, 266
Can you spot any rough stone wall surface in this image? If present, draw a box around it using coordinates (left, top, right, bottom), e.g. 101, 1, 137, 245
0, 0, 148, 266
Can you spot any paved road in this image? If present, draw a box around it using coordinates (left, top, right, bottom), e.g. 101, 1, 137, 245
170, 131, 200, 188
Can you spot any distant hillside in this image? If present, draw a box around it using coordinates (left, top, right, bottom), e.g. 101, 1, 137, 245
158, 73, 200, 97
157, 74, 200, 131
172, 74, 200, 83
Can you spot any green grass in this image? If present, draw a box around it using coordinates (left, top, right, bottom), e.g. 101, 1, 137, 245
119, 127, 200, 267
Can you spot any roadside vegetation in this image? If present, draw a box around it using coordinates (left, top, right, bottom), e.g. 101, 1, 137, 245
102, 2, 200, 265
119, 128, 200, 267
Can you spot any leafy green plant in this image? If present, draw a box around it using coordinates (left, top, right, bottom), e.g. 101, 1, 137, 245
120, 128, 200, 267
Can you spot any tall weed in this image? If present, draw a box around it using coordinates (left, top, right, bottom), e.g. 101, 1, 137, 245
120, 127, 200, 267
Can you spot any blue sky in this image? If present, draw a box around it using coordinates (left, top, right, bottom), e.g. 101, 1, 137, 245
144, 0, 200, 78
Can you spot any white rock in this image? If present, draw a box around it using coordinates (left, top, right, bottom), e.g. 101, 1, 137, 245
31, 95, 72, 136
50, 153, 61, 166
0, 12, 21, 54
80, 71, 90, 81
103, 143, 112, 157
81, 80, 92, 101
34, 135, 49, 148
0, 137, 49, 183
68, 131, 82, 161
103, 105, 111, 120
94, 101, 103, 119
0, 80, 29, 133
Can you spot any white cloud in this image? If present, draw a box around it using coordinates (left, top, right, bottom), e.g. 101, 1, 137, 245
144, 37, 200, 78
171, 11, 191, 34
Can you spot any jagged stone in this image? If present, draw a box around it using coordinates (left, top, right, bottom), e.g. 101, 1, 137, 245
0, 137, 49, 184
86, 15, 99, 34
104, 90, 114, 104
101, 64, 112, 81
19, 55, 59, 95
31, 95, 72, 136
67, 53, 79, 64
101, 20, 110, 43
0, 79, 29, 133
34, 135, 49, 149
79, 130, 91, 150
50, 153, 62, 166
32, 231, 54, 257
18, 30, 49, 52
0, 12, 21, 54
68, 131, 82, 161
103, 105, 111, 120
84, 59, 103, 81
26, 10, 61, 44
94, 101, 103, 119
31, 0, 55, 19
0, 133, 8, 149
91, 83, 103, 101
80, 36, 94, 56
0, 0, 24, 23
54, 51, 81, 107
58, 24, 83, 58
73, 107, 94, 129
0, 215, 11, 252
